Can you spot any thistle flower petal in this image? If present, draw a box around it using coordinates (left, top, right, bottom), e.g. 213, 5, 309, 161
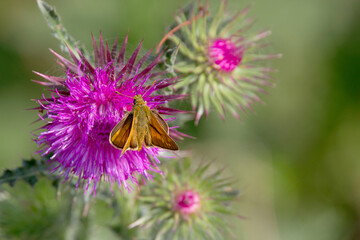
164, 1, 281, 124
33, 34, 186, 194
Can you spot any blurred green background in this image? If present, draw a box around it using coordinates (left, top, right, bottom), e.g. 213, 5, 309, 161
0, 0, 360, 239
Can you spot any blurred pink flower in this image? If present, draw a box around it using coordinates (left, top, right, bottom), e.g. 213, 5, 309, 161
173, 190, 201, 217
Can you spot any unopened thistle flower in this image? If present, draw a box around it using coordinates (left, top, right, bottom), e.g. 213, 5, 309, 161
162, 0, 281, 124
131, 158, 239, 239
32, 34, 187, 194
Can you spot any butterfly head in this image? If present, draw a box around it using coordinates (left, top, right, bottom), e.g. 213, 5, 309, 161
133, 94, 146, 105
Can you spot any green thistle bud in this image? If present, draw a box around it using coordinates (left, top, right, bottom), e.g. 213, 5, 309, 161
163, 0, 281, 124
130, 158, 240, 239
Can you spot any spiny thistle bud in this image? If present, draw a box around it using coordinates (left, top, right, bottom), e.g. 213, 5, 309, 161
131, 158, 240, 239
173, 189, 201, 217
162, 0, 281, 124
32, 34, 187, 194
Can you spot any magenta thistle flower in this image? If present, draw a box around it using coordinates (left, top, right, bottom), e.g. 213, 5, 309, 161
32, 34, 187, 194
164, 0, 281, 124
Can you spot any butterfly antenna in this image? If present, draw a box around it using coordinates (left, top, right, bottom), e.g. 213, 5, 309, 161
156, 7, 208, 53
142, 80, 157, 97
115, 91, 133, 99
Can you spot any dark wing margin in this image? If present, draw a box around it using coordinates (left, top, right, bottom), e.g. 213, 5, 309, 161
109, 112, 133, 149
149, 111, 178, 151
151, 109, 169, 133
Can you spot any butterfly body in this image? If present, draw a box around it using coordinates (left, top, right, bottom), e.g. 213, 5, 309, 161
109, 94, 178, 155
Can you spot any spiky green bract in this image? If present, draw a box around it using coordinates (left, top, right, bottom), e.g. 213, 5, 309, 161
131, 158, 239, 240
166, 1, 281, 124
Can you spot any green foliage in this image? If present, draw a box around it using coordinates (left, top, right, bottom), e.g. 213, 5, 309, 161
0, 177, 143, 240
0, 158, 55, 188
0, 178, 72, 240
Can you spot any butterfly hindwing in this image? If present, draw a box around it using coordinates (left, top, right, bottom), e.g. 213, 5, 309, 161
148, 111, 178, 150
151, 110, 169, 133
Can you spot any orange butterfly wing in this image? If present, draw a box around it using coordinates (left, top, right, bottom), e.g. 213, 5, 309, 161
147, 111, 178, 151
109, 112, 138, 153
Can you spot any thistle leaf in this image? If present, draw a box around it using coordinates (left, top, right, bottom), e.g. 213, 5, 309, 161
36, 0, 88, 59
0, 158, 49, 188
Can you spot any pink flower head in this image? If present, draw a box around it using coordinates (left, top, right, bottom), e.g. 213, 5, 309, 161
173, 190, 201, 216
33, 34, 187, 194
208, 38, 244, 72
133, 158, 240, 238
166, 1, 281, 124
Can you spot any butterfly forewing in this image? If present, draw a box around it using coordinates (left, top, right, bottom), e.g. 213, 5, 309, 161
109, 112, 134, 149
122, 109, 139, 153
